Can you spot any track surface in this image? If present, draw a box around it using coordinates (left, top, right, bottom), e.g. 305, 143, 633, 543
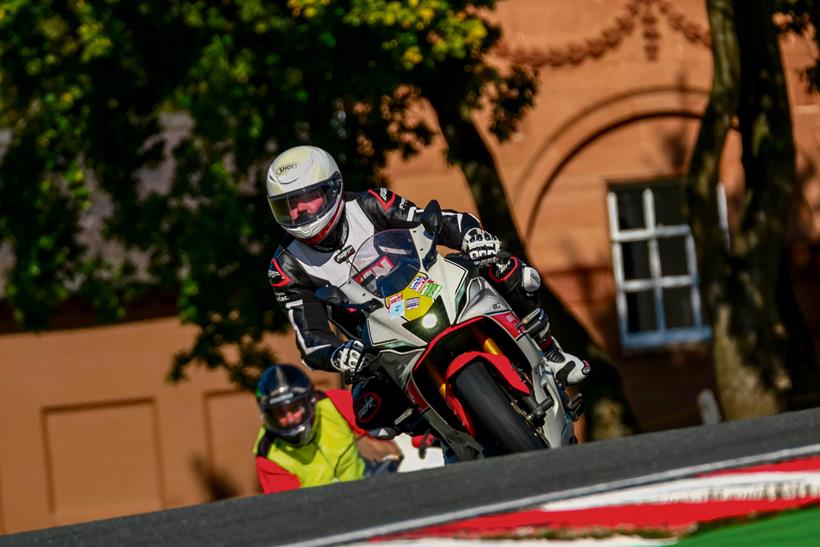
3, 408, 820, 547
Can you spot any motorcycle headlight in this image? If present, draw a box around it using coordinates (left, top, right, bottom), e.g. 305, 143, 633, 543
403, 296, 449, 342
421, 313, 438, 329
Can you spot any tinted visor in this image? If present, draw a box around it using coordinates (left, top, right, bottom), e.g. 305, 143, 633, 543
263, 397, 311, 431
268, 173, 342, 228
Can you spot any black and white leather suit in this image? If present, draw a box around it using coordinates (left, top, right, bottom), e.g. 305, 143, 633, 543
268, 188, 536, 372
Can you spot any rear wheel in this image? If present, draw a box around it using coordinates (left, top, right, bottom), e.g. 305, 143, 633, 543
451, 361, 545, 455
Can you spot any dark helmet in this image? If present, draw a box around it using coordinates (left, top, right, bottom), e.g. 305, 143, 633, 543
256, 365, 318, 446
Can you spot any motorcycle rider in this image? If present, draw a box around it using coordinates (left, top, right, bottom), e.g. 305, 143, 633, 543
266, 145, 589, 413
254, 364, 402, 493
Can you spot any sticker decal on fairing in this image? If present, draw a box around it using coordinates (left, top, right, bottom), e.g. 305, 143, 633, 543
383, 271, 440, 320
410, 274, 428, 292
421, 281, 442, 299
389, 299, 406, 318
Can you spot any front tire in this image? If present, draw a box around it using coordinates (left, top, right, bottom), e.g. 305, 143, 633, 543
451, 361, 545, 455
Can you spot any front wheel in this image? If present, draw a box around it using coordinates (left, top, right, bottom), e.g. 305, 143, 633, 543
451, 361, 545, 455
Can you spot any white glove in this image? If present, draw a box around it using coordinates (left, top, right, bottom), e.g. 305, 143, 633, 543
462, 228, 501, 265
330, 340, 370, 378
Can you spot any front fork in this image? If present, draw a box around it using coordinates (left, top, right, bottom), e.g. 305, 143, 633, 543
473, 330, 571, 430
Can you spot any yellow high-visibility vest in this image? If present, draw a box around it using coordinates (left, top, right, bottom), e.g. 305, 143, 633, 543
254, 397, 366, 488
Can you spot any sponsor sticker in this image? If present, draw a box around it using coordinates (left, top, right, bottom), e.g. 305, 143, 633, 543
421, 282, 442, 299
389, 299, 405, 319
387, 293, 403, 306
410, 274, 428, 292
407, 297, 420, 310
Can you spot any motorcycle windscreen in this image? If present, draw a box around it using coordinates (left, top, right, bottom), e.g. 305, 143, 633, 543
349, 229, 421, 298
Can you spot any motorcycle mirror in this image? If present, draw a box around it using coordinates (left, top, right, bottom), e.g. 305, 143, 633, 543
315, 286, 348, 306
421, 200, 443, 237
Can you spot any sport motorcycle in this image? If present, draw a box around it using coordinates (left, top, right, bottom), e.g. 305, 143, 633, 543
316, 201, 583, 461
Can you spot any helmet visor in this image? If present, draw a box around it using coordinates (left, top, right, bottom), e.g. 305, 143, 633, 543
263, 396, 312, 434
268, 173, 342, 228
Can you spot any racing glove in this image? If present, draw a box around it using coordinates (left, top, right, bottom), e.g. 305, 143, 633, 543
462, 227, 501, 266
330, 340, 370, 380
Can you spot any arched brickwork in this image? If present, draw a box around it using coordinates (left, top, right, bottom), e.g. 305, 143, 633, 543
511, 86, 710, 240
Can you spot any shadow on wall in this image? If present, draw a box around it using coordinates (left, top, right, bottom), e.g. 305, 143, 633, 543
649, 72, 698, 175
191, 456, 248, 502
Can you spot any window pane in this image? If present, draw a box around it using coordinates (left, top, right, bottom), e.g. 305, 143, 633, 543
663, 286, 695, 328
616, 188, 645, 230
626, 290, 657, 333
621, 241, 651, 280
658, 236, 689, 276
654, 183, 685, 226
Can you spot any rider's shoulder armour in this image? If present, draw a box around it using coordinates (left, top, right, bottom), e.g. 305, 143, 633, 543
356, 188, 416, 229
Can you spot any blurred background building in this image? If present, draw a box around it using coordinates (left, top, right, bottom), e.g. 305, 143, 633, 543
1, 0, 819, 534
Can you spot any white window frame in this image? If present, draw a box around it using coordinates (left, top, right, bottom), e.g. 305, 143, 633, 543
607, 181, 729, 350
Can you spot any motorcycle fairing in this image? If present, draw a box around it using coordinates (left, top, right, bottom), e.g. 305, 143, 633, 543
444, 383, 475, 436
404, 375, 429, 411
489, 311, 524, 340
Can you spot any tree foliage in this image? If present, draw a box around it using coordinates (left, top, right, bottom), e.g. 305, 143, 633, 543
0, 0, 538, 389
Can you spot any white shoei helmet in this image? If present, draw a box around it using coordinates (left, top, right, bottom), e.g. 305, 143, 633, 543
266, 145, 345, 242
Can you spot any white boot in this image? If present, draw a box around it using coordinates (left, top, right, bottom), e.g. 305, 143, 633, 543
520, 307, 591, 387
540, 336, 590, 386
